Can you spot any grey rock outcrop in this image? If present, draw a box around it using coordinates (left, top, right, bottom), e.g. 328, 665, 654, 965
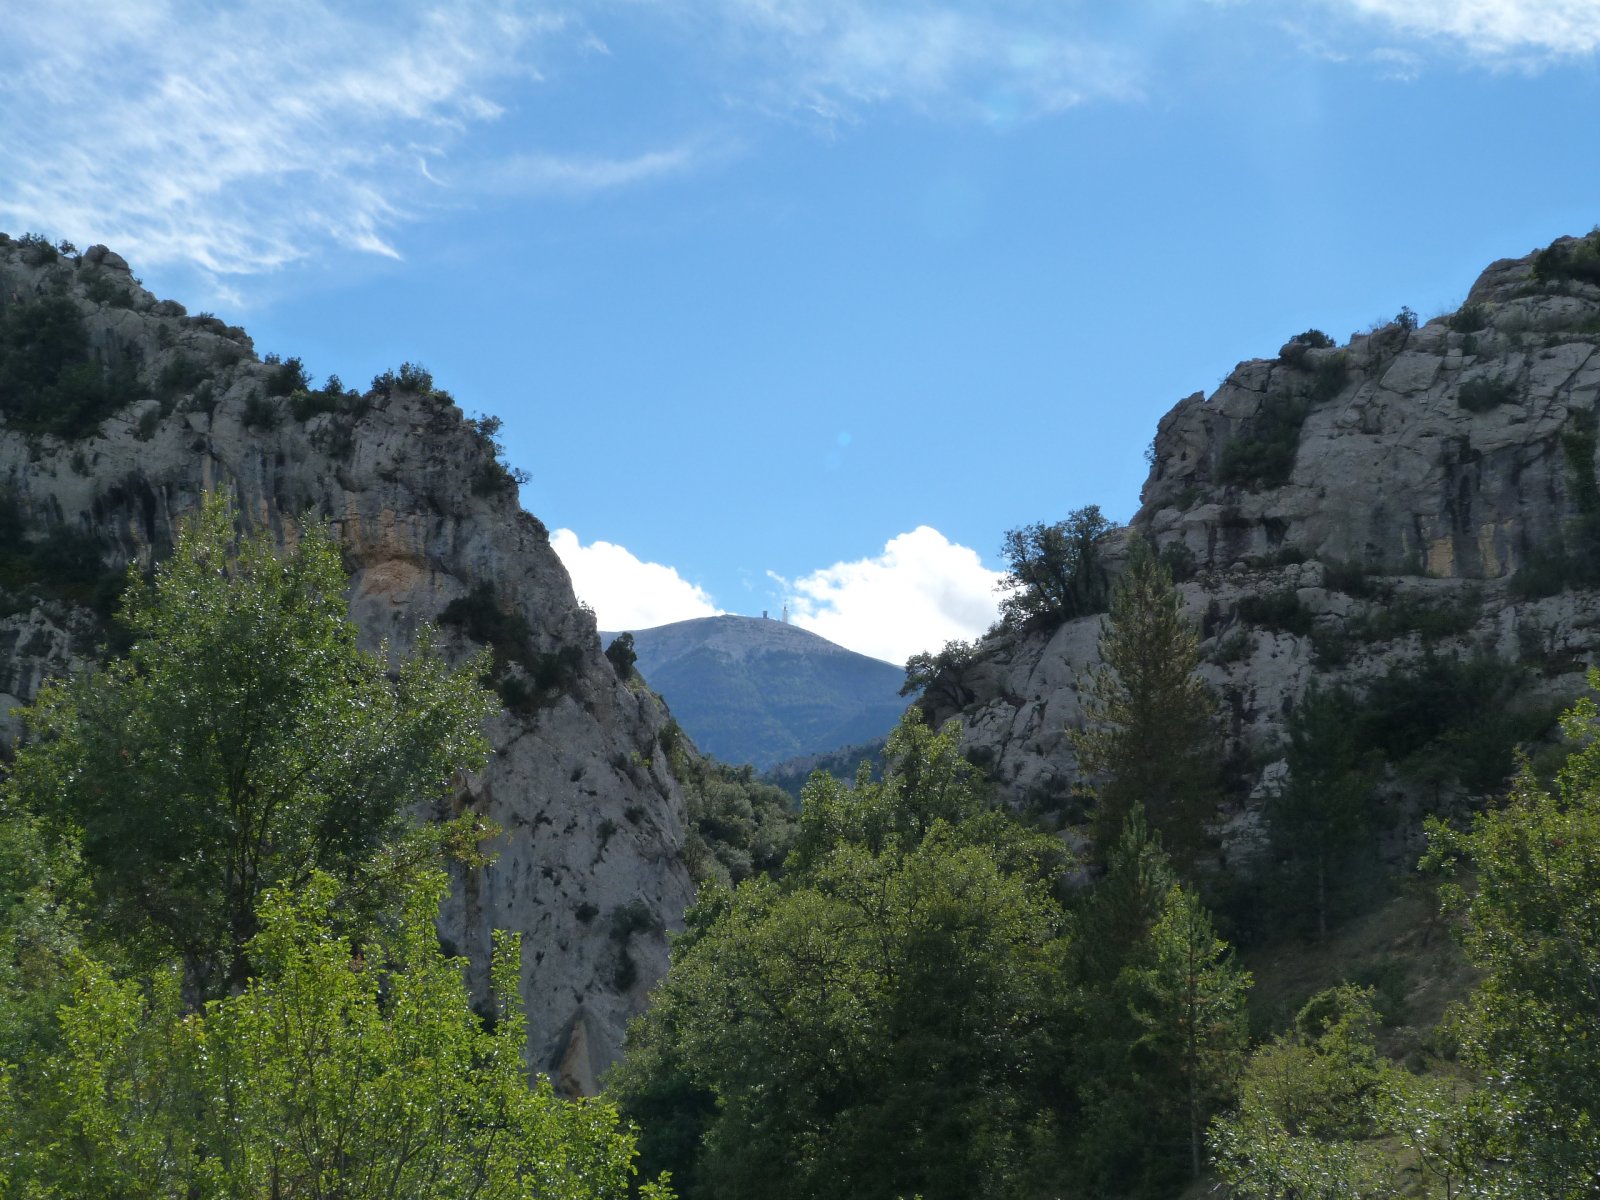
0, 234, 694, 1091
930, 236, 1600, 838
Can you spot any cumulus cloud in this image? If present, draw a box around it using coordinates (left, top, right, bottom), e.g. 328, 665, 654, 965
550, 529, 721, 630
773, 526, 1003, 664
1311, 0, 1600, 59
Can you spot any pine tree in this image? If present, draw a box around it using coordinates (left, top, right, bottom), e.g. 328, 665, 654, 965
1072, 536, 1220, 863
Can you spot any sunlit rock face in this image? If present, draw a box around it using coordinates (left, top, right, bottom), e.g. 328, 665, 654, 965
925, 238, 1600, 848
0, 234, 695, 1092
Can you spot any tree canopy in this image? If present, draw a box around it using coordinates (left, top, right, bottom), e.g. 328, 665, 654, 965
0, 494, 664, 1199
13, 495, 499, 998
998, 506, 1112, 629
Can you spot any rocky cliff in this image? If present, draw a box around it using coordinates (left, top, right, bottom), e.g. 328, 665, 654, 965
929, 234, 1600, 846
0, 233, 694, 1093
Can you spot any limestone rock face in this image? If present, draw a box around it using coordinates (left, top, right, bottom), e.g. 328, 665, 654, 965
0, 235, 694, 1088
934, 238, 1600, 830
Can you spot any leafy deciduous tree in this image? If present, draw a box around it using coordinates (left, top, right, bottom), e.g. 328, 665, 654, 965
12, 494, 499, 998
613, 713, 1066, 1200
998, 505, 1112, 630
0, 869, 664, 1199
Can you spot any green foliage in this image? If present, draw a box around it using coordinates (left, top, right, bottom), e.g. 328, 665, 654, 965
0, 494, 662, 1200
288, 372, 367, 422
1211, 985, 1467, 1199
901, 637, 975, 713
240, 392, 279, 429
1532, 230, 1600, 287
605, 631, 638, 678
1458, 374, 1518, 412
1321, 557, 1376, 596
997, 504, 1112, 629
613, 713, 1069, 1200
1073, 537, 1221, 863
15, 232, 58, 265
1266, 685, 1386, 939
83, 271, 135, 308
465, 412, 532, 496
0, 295, 147, 438
1291, 328, 1334, 351
1217, 394, 1310, 490
11, 495, 499, 997
1235, 589, 1314, 637
1510, 409, 1600, 595
1158, 538, 1198, 582
260, 352, 310, 397
1344, 586, 1482, 643
1070, 815, 1252, 1194
439, 580, 582, 712
1220, 680, 1600, 1197
675, 754, 798, 888
155, 352, 208, 403
1421, 676, 1600, 1196
1449, 301, 1489, 333
0, 870, 660, 1199
371, 361, 452, 403
0, 490, 118, 611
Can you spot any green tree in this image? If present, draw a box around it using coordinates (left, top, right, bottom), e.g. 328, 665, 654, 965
0, 869, 665, 1199
901, 637, 976, 718
1071, 536, 1220, 862
0, 493, 666, 1199
1422, 673, 1600, 1197
1068, 813, 1248, 1197
1266, 683, 1384, 939
997, 505, 1112, 629
1125, 884, 1251, 1183
12, 494, 500, 998
1210, 986, 1467, 1200
612, 713, 1066, 1200
605, 631, 638, 679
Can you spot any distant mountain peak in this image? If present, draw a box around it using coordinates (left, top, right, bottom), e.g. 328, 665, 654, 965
608, 613, 890, 667
613, 615, 907, 769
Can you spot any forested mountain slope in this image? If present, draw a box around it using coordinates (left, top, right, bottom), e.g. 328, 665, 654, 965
0, 233, 691, 1091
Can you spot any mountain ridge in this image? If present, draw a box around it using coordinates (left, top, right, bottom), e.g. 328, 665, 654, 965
608, 613, 908, 770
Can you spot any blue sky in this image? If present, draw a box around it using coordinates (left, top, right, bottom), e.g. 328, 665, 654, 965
5, 0, 1600, 662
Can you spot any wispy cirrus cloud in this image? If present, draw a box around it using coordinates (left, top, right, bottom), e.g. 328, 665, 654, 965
0, 0, 1148, 283
1288, 0, 1600, 62
0, 0, 588, 276
659, 0, 1143, 124
485, 142, 714, 195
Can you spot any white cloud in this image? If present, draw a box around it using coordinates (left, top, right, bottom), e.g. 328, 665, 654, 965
0, 0, 1144, 283
1313, 0, 1600, 59
774, 526, 1002, 664
487, 143, 709, 195
676, 0, 1143, 123
551, 529, 722, 630
0, 0, 685, 282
